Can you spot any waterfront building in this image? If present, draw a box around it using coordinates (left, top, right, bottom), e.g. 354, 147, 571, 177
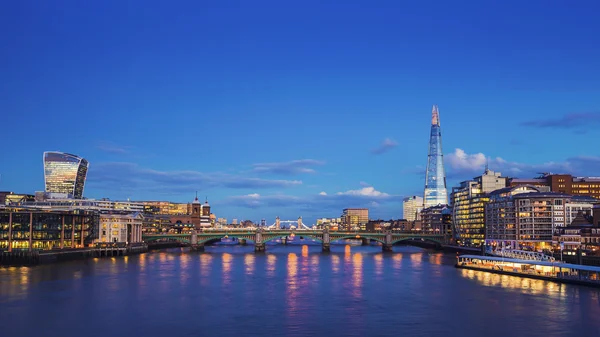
485, 188, 597, 251
218, 217, 228, 226
423, 105, 448, 208
509, 174, 600, 200
341, 208, 369, 230
98, 212, 143, 244
420, 204, 452, 237
0, 191, 13, 205
485, 185, 541, 247
43, 151, 89, 199
141, 214, 172, 234
450, 169, 507, 247
553, 211, 599, 253
595, 204, 600, 227
0, 207, 98, 251
403, 196, 423, 222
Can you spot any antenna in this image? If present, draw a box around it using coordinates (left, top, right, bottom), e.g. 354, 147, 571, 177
485, 157, 489, 172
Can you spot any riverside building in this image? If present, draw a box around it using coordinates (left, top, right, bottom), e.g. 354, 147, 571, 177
0, 207, 98, 251
485, 187, 597, 252
450, 169, 507, 247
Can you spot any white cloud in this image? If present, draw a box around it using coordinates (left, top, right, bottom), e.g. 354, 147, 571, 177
446, 148, 488, 172
336, 186, 390, 197
371, 138, 399, 155
319, 191, 327, 196
252, 159, 325, 175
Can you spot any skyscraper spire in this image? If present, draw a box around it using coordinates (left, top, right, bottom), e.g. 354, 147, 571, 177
423, 104, 448, 207
431, 104, 440, 126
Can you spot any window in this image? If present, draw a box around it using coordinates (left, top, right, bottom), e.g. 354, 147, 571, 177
554, 200, 563, 206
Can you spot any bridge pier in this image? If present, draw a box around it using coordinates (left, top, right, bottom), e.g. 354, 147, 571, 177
322, 229, 330, 252
383, 231, 393, 252
191, 244, 205, 252
322, 243, 330, 252
239, 239, 247, 246
361, 238, 370, 246
255, 243, 266, 252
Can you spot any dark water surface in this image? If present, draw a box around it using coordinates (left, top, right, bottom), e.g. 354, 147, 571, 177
1, 245, 600, 337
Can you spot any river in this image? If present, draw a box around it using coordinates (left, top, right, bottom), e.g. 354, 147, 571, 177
1, 244, 599, 337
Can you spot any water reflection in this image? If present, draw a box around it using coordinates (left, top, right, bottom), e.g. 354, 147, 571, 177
286, 253, 299, 319
266, 254, 277, 277
461, 269, 569, 297
331, 254, 340, 273
222, 253, 233, 285
180, 253, 190, 285
301, 245, 309, 258
410, 253, 422, 266
352, 253, 363, 298
200, 253, 213, 285
374, 254, 383, 277
244, 254, 255, 275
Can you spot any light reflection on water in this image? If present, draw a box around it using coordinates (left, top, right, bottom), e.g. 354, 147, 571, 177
1, 246, 599, 337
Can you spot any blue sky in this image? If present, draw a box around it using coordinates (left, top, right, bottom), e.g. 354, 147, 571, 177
1, 1, 600, 224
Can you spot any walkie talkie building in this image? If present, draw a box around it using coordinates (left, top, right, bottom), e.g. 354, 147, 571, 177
423, 105, 448, 208
43, 152, 89, 199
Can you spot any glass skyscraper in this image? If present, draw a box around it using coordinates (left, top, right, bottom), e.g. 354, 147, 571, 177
43, 151, 89, 199
423, 105, 448, 208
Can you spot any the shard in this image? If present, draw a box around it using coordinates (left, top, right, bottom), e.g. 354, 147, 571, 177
423, 105, 448, 208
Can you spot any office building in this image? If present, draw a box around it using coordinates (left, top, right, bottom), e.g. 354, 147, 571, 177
0, 207, 98, 251
509, 174, 600, 200
424, 105, 448, 207
450, 169, 507, 246
43, 151, 89, 199
341, 208, 369, 229
403, 196, 423, 222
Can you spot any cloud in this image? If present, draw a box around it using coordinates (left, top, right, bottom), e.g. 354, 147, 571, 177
520, 112, 600, 130
87, 162, 302, 196
96, 141, 130, 154
359, 181, 371, 187
336, 186, 390, 197
252, 159, 325, 175
221, 185, 401, 211
371, 138, 398, 155
444, 148, 600, 179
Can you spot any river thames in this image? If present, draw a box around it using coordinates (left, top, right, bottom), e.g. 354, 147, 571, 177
1, 244, 600, 337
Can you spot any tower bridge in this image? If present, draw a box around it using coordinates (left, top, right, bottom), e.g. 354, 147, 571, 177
266, 216, 312, 230
142, 229, 446, 253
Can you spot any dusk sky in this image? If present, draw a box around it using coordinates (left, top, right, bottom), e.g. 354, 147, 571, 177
2, 1, 600, 224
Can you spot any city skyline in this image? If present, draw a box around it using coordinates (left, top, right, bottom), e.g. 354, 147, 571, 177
1, 1, 600, 223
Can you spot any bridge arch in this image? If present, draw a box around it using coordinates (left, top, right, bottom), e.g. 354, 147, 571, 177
260, 234, 323, 244
392, 237, 443, 246
143, 235, 191, 244
329, 235, 385, 245
199, 234, 256, 245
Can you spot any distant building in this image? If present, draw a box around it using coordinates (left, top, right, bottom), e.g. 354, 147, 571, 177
190, 197, 211, 229
341, 208, 369, 230
0, 191, 12, 205
403, 196, 423, 222
43, 151, 89, 199
98, 212, 143, 244
420, 205, 452, 237
232, 218, 238, 225
509, 174, 600, 200
218, 217, 228, 226
3, 193, 35, 205
423, 105, 448, 208
450, 169, 507, 247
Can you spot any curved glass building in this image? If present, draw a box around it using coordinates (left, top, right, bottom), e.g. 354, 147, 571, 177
423, 105, 448, 207
43, 152, 89, 199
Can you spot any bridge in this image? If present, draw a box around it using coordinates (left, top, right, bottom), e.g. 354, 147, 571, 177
142, 229, 446, 252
